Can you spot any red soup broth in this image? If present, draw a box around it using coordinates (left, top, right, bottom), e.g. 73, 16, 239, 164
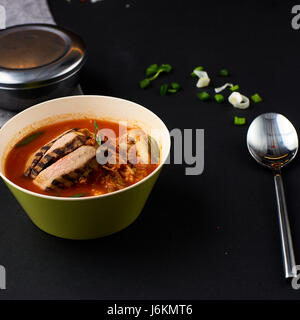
4, 119, 158, 197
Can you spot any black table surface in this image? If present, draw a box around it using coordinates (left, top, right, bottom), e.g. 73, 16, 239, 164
1, 0, 300, 300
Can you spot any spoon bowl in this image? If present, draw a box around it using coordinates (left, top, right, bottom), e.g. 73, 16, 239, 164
247, 113, 298, 278
247, 113, 298, 170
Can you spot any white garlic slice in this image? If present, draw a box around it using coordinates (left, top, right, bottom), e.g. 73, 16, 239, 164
196, 77, 210, 88
214, 83, 234, 93
228, 92, 250, 109
193, 70, 211, 88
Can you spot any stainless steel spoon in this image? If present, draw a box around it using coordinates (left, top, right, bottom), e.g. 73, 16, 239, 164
247, 113, 298, 278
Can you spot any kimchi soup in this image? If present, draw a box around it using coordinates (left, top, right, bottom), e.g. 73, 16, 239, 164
4, 118, 159, 198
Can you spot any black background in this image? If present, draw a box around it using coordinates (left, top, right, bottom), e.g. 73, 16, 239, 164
1, 0, 300, 300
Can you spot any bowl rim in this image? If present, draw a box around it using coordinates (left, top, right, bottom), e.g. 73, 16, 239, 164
0, 95, 171, 201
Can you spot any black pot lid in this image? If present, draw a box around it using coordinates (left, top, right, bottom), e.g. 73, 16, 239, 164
0, 24, 86, 89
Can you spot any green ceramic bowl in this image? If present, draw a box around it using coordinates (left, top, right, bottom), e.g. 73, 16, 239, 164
0, 96, 170, 239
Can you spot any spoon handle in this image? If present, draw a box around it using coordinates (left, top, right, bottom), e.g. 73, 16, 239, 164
273, 171, 297, 278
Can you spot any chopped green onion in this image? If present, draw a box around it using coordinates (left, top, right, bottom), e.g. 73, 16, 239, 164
149, 64, 172, 81
219, 69, 229, 77
234, 116, 246, 126
191, 66, 204, 77
214, 93, 225, 103
15, 132, 44, 148
140, 64, 173, 88
146, 64, 158, 76
94, 121, 101, 146
171, 82, 180, 90
139, 78, 151, 89
159, 64, 172, 73
167, 82, 181, 94
230, 85, 240, 92
160, 84, 168, 96
251, 93, 262, 103
197, 91, 211, 101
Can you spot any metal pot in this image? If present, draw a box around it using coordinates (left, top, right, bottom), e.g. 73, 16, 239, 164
0, 24, 86, 111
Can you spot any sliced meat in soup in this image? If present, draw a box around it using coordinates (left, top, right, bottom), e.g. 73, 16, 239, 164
33, 145, 98, 190
24, 128, 93, 178
24, 128, 76, 177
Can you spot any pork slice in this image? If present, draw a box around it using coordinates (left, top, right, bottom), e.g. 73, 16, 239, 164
33, 145, 97, 190
25, 129, 92, 179
24, 128, 77, 177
